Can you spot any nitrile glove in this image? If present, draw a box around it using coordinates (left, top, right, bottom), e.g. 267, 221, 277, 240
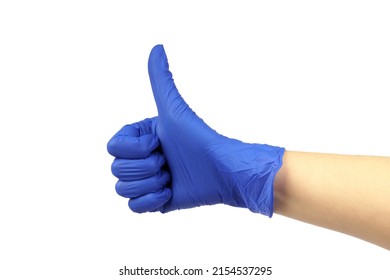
107, 45, 284, 217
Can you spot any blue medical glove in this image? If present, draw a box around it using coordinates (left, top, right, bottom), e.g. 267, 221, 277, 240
107, 45, 284, 217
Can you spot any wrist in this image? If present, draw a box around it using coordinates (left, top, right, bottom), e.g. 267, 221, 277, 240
216, 138, 285, 217
273, 150, 289, 215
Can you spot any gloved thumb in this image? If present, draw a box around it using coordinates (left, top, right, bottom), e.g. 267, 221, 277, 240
148, 45, 190, 117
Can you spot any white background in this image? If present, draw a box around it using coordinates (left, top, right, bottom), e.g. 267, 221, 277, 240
1, 1, 389, 279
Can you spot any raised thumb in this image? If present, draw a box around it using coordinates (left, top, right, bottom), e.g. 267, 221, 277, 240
148, 45, 189, 117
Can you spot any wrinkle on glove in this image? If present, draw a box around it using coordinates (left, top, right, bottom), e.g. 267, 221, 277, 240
108, 45, 284, 217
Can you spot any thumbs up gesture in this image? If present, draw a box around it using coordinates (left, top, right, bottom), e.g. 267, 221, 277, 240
107, 45, 284, 217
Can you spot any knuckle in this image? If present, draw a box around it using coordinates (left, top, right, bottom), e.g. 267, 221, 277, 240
115, 181, 126, 197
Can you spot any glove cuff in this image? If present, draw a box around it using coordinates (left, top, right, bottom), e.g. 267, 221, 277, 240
244, 144, 285, 217
219, 141, 285, 217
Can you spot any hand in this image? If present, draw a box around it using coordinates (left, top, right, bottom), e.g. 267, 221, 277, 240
107, 45, 284, 216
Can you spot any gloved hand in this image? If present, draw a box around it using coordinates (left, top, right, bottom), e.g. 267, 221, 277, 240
107, 45, 284, 217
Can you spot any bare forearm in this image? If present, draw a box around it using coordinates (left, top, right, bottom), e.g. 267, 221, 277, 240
274, 151, 390, 249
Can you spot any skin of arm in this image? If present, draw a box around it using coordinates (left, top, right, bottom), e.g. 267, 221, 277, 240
273, 151, 390, 250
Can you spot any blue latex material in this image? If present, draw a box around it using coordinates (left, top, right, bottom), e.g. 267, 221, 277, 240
107, 45, 285, 217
